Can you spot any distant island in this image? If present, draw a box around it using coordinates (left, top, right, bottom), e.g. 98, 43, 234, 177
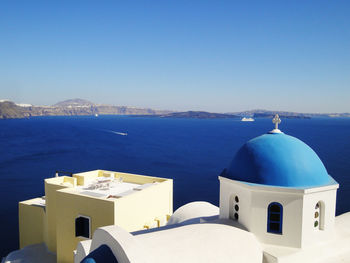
134, 111, 240, 119
0, 99, 170, 119
0, 98, 349, 119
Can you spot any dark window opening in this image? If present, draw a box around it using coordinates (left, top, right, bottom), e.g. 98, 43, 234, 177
269, 222, 280, 232
234, 213, 239, 220
270, 204, 281, 213
267, 202, 283, 234
235, 205, 239, 211
76, 216, 90, 238
270, 213, 280, 221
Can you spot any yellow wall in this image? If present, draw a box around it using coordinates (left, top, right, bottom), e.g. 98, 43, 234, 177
45, 177, 75, 253
73, 171, 98, 186
55, 189, 115, 263
18, 199, 45, 248
114, 179, 173, 232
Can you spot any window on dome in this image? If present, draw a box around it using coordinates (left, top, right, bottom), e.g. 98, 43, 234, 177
75, 215, 90, 238
267, 202, 283, 234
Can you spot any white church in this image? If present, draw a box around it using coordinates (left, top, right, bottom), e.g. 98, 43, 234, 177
71, 115, 350, 263
4, 115, 350, 263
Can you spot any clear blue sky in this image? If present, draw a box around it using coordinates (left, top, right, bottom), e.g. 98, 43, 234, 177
0, 1, 349, 113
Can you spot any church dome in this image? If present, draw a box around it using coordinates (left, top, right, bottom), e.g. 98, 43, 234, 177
225, 132, 335, 188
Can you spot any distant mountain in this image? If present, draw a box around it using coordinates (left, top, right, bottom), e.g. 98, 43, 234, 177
143, 109, 350, 119
231, 109, 350, 119
53, 98, 94, 107
0, 99, 171, 119
0, 101, 28, 119
147, 111, 239, 119
1, 99, 349, 119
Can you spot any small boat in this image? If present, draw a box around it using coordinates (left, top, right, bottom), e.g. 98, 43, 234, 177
241, 117, 254, 122
95, 114, 99, 117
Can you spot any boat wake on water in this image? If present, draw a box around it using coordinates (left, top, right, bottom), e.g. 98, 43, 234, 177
112, 131, 128, 136
103, 130, 128, 136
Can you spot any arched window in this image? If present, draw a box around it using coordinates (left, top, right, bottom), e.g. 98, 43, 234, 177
314, 201, 324, 230
267, 202, 283, 234
230, 195, 239, 221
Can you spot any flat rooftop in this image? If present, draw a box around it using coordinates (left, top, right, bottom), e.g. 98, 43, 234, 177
77, 180, 154, 199
45, 169, 170, 201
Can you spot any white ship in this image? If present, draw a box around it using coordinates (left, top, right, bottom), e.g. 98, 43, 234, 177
241, 117, 255, 122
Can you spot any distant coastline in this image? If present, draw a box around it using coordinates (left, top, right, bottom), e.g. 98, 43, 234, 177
132, 111, 240, 119
0, 99, 170, 120
0, 98, 349, 120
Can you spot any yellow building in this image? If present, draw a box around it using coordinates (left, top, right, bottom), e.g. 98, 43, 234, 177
18, 170, 173, 263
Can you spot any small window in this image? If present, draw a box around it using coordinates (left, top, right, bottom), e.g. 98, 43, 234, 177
75, 215, 90, 238
231, 195, 239, 221
314, 201, 324, 230
267, 202, 283, 234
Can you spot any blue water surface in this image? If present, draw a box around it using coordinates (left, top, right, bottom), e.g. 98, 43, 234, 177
0, 116, 349, 257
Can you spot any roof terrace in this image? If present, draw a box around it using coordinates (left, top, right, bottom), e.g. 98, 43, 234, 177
45, 169, 169, 200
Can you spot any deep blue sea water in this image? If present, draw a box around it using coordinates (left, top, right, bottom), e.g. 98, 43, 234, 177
0, 116, 350, 257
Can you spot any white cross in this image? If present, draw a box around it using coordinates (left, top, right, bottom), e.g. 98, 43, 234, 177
272, 114, 281, 130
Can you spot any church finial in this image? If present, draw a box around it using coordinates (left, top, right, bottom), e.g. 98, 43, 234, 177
272, 114, 281, 130
270, 114, 283, 134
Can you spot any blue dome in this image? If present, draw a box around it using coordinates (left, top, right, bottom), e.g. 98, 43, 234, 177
225, 132, 335, 188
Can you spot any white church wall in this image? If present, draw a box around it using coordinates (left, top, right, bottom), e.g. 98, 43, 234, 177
301, 187, 338, 248
219, 177, 339, 249
219, 178, 231, 219
219, 177, 305, 248
250, 189, 304, 248
219, 177, 252, 228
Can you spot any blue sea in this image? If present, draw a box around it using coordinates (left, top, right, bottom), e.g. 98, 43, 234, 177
1, 116, 350, 257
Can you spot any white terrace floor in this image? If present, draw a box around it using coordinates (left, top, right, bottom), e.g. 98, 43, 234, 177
73, 177, 157, 199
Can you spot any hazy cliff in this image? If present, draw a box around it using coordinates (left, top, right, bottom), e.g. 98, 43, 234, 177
0, 101, 29, 119
1, 99, 349, 120
0, 99, 170, 119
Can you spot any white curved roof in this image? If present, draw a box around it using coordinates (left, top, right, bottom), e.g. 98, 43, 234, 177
136, 223, 262, 263
86, 222, 262, 263
335, 211, 350, 234
167, 201, 219, 225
